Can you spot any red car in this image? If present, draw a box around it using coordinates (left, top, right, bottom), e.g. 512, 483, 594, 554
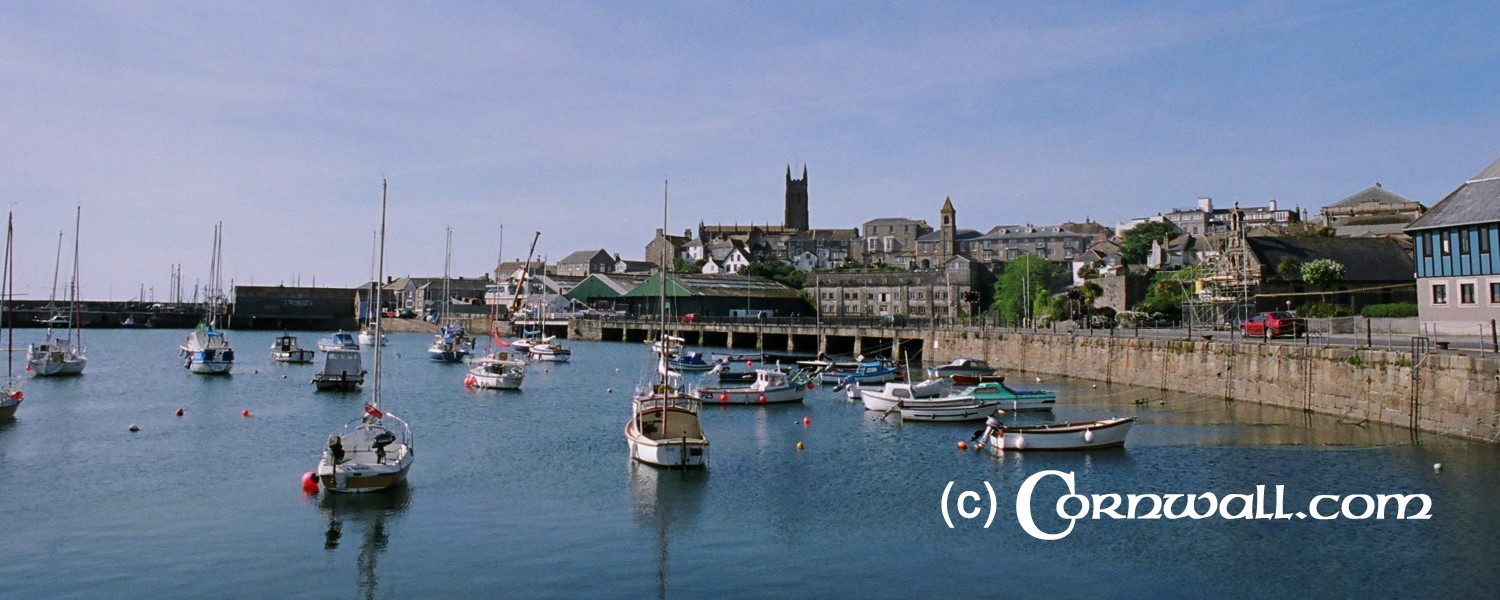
1239, 311, 1306, 339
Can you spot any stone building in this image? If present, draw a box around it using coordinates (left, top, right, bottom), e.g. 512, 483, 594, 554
1320, 183, 1427, 237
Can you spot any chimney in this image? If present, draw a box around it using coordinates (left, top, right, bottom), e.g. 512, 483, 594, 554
1268, 199, 1277, 212
1197, 197, 1213, 212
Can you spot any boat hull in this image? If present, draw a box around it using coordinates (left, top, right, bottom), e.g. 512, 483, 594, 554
317, 420, 414, 493
528, 347, 571, 362
0, 397, 19, 421
985, 417, 1135, 451
313, 376, 364, 391
272, 349, 316, 363
28, 355, 87, 376
467, 373, 523, 390
697, 385, 805, 405
626, 401, 708, 468
900, 401, 1000, 422
626, 422, 709, 467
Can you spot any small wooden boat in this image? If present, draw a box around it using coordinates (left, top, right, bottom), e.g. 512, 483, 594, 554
271, 333, 315, 363
927, 358, 996, 378
527, 340, 571, 362
312, 349, 365, 391
696, 368, 807, 405
820, 359, 901, 385
899, 399, 1000, 422
980, 414, 1136, 451
950, 374, 1008, 386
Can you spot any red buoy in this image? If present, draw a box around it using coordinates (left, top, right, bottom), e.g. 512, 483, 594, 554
803, 416, 811, 425
807, 382, 815, 390
958, 441, 969, 450
241, 409, 250, 417
745, 360, 753, 367
175, 408, 184, 417
301, 471, 319, 493
758, 395, 767, 403
719, 394, 729, 402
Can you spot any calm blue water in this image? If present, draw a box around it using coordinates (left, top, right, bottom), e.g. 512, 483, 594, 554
3, 329, 1499, 599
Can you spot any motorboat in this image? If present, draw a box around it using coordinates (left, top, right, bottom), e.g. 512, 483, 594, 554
696, 368, 808, 405
357, 327, 388, 347
858, 379, 953, 411
465, 350, 525, 390
667, 351, 714, 371
312, 349, 366, 391
979, 414, 1136, 451
926, 358, 997, 378
961, 381, 1057, 411
899, 399, 1001, 422
819, 359, 901, 385
271, 333, 315, 363
314, 179, 413, 493
527, 340, 571, 362
319, 331, 360, 352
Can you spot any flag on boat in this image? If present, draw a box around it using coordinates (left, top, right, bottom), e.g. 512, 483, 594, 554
364, 404, 383, 419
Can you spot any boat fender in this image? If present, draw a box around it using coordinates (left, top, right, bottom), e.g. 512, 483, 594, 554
1084, 428, 1094, 443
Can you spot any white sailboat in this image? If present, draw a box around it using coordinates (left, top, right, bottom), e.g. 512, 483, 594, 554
27, 206, 86, 376
2, 212, 24, 420
315, 179, 413, 493
426, 227, 474, 362
625, 181, 708, 468
465, 231, 536, 391
180, 223, 234, 375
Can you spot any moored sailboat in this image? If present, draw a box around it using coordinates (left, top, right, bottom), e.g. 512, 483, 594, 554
315, 179, 413, 493
180, 223, 233, 375
27, 206, 86, 376
2, 212, 23, 420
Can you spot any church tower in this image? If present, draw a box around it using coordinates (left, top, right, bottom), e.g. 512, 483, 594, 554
784, 165, 809, 231
939, 197, 956, 258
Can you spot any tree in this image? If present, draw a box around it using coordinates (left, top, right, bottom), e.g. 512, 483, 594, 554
1299, 259, 1346, 304
740, 260, 805, 289
992, 254, 1064, 325
1276, 256, 1302, 280
1119, 221, 1181, 264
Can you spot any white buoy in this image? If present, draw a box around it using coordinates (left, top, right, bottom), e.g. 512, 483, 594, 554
128, 424, 140, 432
1434, 463, 1443, 472
1034, 376, 1041, 382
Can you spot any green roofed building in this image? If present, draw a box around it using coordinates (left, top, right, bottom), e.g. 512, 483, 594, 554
619, 272, 809, 318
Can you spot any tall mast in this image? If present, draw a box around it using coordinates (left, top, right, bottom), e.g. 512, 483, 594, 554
5, 213, 13, 380
48, 230, 61, 308
70, 206, 82, 346
658, 180, 669, 385
374, 180, 388, 409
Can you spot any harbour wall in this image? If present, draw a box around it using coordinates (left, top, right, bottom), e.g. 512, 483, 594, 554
928, 331, 1500, 443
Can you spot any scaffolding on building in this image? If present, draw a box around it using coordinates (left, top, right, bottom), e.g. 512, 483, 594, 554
1183, 203, 1256, 330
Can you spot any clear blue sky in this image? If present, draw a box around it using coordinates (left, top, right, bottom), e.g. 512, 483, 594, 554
3, 1, 1496, 300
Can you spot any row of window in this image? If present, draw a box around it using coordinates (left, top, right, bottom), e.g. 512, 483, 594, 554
1429, 280, 1500, 306
1425, 226, 1495, 259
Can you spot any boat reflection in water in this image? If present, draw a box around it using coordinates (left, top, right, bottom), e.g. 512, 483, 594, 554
627, 463, 705, 600
317, 482, 413, 599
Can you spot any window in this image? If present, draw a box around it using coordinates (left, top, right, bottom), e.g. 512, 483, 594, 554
1482, 228, 1493, 255
1439, 233, 1450, 257
1491, 282, 1500, 303
1461, 283, 1476, 304
1432, 284, 1448, 305
1460, 230, 1471, 255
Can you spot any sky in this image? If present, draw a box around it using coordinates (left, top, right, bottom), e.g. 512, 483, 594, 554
2, 1, 1497, 301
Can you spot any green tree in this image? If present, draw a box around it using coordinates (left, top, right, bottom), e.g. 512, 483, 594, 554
1276, 256, 1302, 280
740, 260, 805, 289
1299, 258, 1346, 304
992, 254, 1064, 325
1119, 221, 1181, 264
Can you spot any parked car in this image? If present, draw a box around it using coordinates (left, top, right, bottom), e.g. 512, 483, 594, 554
1239, 311, 1305, 339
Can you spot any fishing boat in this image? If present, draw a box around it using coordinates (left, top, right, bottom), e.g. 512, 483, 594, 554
27, 207, 86, 377
181, 222, 233, 375
319, 331, 360, 352
270, 333, 315, 363
899, 399, 1001, 422
1, 212, 23, 420
695, 368, 808, 405
961, 381, 1056, 411
625, 181, 708, 468
926, 358, 997, 378
315, 179, 413, 493
357, 328, 387, 347
312, 349, 365, 391
667, 351, 714, 372
426, 323, 474, 362
979, 414, 1136, 451
858, 379, 954, 411
464, 350, 526, 390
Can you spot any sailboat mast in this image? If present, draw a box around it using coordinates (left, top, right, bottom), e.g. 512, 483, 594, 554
49, 230, 61, 309
70, 206, 82, 346
373, 180, 388, 410
658, 180, 669, 386
5, 213, 12, 380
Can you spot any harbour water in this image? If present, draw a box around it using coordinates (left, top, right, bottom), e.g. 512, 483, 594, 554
4, 329, 1500, 598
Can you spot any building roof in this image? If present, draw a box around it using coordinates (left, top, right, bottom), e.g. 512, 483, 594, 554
916, 228, 982, 242
1407, 156, 1500, 232
1326, 183, 1419, 209
565, 273, 651, 300
558, 249, 612, 265
1244, 237, 1414, 282
863, 217, 930, 228
622, 273, 802, 299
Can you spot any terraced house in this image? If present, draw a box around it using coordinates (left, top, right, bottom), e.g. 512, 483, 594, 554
1406, 156, 1500, 335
